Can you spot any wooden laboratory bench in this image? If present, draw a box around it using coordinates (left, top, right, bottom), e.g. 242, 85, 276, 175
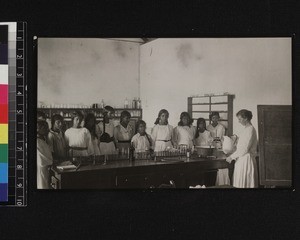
50, 156, 233, 189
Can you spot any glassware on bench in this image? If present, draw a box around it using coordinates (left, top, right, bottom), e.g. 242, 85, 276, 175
103, 155, 107, 165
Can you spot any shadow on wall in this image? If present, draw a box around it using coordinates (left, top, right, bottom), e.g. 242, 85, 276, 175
176, 42, 202, 68
114, 41, 127, 59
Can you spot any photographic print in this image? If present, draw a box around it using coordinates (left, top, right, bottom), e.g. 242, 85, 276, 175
36, 38, 292, 189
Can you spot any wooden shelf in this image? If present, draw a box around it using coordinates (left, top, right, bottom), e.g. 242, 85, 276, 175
192, 102, 228, 105
192, 118, 228, 121
63, 117, 141, 121
192, 110, 228, 113
38, 108, 143, 129
190, 94, 230, 98
188, 94, 234, 136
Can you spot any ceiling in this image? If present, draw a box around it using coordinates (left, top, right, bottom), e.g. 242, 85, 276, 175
105, 38, 157, 44
141, 38, 157, 43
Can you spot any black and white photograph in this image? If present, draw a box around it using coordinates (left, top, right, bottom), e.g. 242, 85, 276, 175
36, 37, 292, 190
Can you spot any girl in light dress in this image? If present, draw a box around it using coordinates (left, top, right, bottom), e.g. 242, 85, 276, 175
194, 118, 213, 146
207, 112, 226, 139
47, 114, 67, 164
64, 111, 94, 157
96, 106, 116, 155
131, 120, 153, 152
37, 120, 53, 189
84, 113, 101, 156
206, 112, 230, 186
173, 112, 195, 149
151, 109, 174, 152
114, 110, 134, 152
226, 109, 258, 188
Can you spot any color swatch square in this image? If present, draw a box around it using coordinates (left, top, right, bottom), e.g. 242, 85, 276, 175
0, 25, 8, 65
0, 104, 8, 123
0, 163, 8, 183
0, 124, 8, 143
0, 183, 8, 201
0, 84, 8, 104
0, 144, 8, 163
0, 65, 8, 84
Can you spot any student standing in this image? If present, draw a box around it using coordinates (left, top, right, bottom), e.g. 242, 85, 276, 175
114, 110, 134, 151
37, 110, 46, 121
96, 106, 116, 155
131, 120, 153, 152
194, 118, 213, 146
47, 114, 67, 163
207, 112, 229, 186
64, 111, 94, 157
226, 109, 258, 188
173, 112, 195, 148
37, 110, 51, 129
84, 113, 101, 156
37, 120, 53, 189
207, 112, 226, 139
151, 109, 173, 152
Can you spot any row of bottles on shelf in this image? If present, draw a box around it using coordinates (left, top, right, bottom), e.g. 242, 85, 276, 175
124, 97, 141, 109
38, 98, 142, 109
47, 109, 142, 119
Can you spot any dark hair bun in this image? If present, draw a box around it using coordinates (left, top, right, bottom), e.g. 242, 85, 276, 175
236, 109, 253, 121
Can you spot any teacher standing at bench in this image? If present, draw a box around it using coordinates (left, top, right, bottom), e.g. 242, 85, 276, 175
226, 109, 258, 188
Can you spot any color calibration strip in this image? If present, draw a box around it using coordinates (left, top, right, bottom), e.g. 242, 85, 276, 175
0, 22, 26, 207
0, 25, 9, 202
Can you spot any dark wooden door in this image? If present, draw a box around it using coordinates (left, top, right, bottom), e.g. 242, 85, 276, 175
257, 105, 292, 187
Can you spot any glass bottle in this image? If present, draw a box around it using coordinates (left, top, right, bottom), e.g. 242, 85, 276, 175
129, 143, 135, 161
100, 99, 105, 109
124, 98, 129, 109
137, 98, 141, 109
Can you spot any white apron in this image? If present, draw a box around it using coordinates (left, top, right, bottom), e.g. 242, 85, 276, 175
173, 126, 195, 148
64, 127, 94, 157
151, 124, 173, 152
207, 124, 229, 186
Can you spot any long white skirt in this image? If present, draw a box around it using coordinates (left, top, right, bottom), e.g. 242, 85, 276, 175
99, 142, 116, 155
233, 153, 258, 188
92, 138, 101, 156
215, 169, 230, 186
154, 141, 173, 152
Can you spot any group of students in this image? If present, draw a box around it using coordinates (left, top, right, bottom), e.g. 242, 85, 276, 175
37, 106, 258, 189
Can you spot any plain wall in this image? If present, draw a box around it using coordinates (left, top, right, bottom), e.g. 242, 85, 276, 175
38, 38, 140, 108
140, 38, 292, 135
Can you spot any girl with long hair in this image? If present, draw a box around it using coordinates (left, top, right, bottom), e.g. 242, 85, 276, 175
173, 112, 195, 148
151, 109, 174, 151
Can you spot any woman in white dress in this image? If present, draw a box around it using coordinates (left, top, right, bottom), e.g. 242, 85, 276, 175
84, 113, 101, 155
207, 112, 230, 186
226, 109, 258, 188
151, 109, 173, 152
173, 112, 195, 149
64, 111, 94, 157
131, 120, 153, 152
114, 110, 134, 151
194, 118, 213, 146
37, 120, 53, 189
96, 106, 116, 155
